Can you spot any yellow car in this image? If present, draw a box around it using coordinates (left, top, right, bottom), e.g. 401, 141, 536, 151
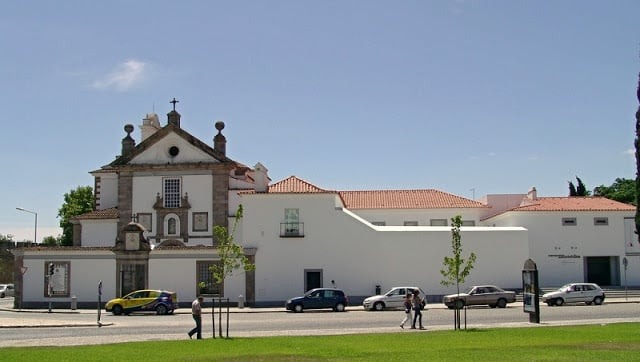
105, 289, 178, 315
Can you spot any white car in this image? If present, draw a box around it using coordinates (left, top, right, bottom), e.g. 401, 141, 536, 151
0, 283, 14, 298
542, 283, 605, 306
363, 286, 426, 311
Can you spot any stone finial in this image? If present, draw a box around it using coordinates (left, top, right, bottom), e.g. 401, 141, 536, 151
121, 124, 135, 156
214, 121, 226, 155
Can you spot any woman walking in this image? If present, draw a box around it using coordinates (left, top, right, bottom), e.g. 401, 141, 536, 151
411, 290, 425, 330
400, 292, 413, 329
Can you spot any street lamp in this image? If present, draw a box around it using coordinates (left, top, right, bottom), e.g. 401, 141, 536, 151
16, 207, 37, 246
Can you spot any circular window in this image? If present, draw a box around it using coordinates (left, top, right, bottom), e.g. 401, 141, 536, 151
168, 146, 180, 157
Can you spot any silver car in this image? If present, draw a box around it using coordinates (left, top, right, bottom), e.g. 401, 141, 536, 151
363, 286, 426, 311
0, 284, 14, 298
443, 285, 516, 309
542, 283, 605, 306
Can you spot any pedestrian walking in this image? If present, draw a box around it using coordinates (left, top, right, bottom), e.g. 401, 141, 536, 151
411, 290, 425, 330
188, 296, 204, 339
400, 292, 413, 329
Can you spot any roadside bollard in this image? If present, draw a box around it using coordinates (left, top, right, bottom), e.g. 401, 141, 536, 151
238, 294, 244, 309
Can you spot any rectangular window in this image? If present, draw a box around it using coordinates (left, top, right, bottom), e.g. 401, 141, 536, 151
461, 220, 476, 226
283, 208, 300, 236
197, 261, 222, 296
371, 221, 386, 226
594, 217, 608, 226
404, 221, 418, 226
192, 212, 209, 232
562, 218, 577, 226
163, 178, 181, 208
138, 213, 152, 232
430, 219, 448, 226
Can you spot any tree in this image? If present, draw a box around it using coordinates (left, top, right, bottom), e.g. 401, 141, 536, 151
440, 215, 476, 330
42, 235, 63, 247
568, 176, 590, 196
593, 178, 636, 205
208, 204, 255, 337
57, 186, 94, 246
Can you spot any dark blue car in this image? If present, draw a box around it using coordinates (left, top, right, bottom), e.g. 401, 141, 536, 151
285, 288, 348, 312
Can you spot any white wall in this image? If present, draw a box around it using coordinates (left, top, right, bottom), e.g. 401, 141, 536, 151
96, 173, 118, 209
130, 133, 219, 164
241, 193, 528, 304
80, 220, 118, 247
486, 210, 639, 287
352, 208, 485, 226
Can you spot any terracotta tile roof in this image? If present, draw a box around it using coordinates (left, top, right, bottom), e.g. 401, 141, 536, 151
73, 207, 119, 220
512, 197, 635, 212
268, 176, 334, 193
339, 189, 486, 209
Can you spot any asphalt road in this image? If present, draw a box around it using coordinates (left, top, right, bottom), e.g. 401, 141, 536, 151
1, 296, 639, 347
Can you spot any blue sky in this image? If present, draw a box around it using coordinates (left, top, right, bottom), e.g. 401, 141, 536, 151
2, 1, 639, 242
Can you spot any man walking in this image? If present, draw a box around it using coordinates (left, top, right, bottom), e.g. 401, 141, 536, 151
188, 296, 204, 339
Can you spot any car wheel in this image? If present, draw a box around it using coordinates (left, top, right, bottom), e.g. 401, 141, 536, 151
112, 305, 123, 316
0, 293, 4, 298
294, 304, 303, 313
334, 303, 346, 312
156, 304, 168, 315
496, 298, 507, 308
373, 302, 384, 311
554, 298, 564, 307
593, 296, 604, 305
453, 299, 465, 310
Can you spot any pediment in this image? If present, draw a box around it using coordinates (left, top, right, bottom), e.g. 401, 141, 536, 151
130, 133, 219, 164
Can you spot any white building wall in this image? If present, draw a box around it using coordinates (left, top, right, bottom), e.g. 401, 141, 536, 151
241, 193, 528, 304
21, 251, 116, 303
486, 211, 639, 287
96, 173, 118, 209
352, 208, 485, 226
80, 220, 118, 247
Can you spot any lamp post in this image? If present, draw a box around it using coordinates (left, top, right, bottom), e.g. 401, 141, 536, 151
16, 207, 37, 246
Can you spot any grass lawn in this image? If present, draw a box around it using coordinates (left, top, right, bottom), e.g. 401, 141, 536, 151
4, 322, 640, 361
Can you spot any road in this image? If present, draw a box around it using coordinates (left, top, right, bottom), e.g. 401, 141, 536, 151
1, 297, 639, 347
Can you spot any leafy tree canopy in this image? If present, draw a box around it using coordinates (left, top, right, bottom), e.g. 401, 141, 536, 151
594, 178, 636, 205
568, 176, 590, 196
57, 186, 94, 246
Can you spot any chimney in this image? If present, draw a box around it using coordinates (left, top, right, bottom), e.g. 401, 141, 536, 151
214, 121, 226, 155
253, 162, 269, 192
527, 187, 537, 200
121, 124, 135, 156
140, 113, 160, 141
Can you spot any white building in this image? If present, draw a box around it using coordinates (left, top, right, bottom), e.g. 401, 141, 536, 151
11, 104, 639, 308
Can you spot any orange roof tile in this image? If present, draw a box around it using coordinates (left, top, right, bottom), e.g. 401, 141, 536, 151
512, 197, 635, 212
268, 176, 334, 193
339, 189, 486, 209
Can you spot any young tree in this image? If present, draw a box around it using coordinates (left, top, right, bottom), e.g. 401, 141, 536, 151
42, 235, 62, 247
576, 177, 589, 196
568, 181, 577, 196
57, 186, 94, 246
440, 215, 476, 330
208, 204, 255, 337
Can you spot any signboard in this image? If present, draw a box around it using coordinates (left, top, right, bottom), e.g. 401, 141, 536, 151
522, 258, 540, 324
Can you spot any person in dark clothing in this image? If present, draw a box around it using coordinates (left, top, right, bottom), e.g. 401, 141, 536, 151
188, 296, 204, 339
411, 290, 425, 330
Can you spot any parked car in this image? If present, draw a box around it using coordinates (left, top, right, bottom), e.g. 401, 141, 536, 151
285, 288, 348, 312
363, 286, 427, 311
0, 284, 14, 298
542, 283, 605, 306
443, 285, 516, 309
105, 289, 178, 315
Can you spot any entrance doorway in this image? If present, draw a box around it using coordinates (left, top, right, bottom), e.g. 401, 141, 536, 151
304, 269, 322, 292
119, 263, 147, 296
585, 256, 619, 286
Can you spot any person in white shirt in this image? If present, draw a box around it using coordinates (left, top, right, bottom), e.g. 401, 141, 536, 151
188, 296, 204, 339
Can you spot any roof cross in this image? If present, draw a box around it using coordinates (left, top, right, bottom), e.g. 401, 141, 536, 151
170, 98, 179, 111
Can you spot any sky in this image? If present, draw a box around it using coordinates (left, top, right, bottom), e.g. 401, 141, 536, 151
2, 1, 639, 242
